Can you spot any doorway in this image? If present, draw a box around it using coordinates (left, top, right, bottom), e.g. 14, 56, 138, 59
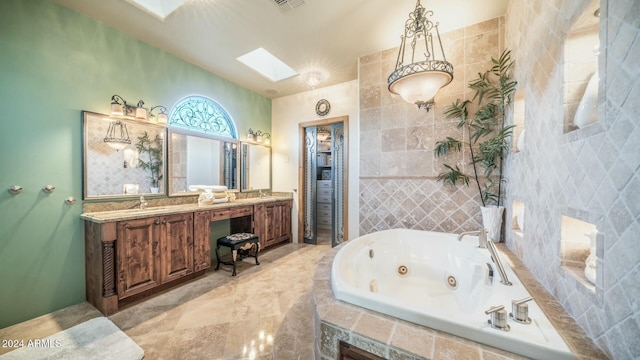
298, 116, 348, 247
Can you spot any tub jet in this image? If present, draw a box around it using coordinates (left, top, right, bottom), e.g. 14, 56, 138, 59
397, 265, 409, 276
446, 275, 458, 289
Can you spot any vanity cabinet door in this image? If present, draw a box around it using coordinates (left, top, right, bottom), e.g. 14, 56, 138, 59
159, 213, 194, 284
193, 210, 211, 272
116, 217, 161, 300
254, 200, 292, 249
275, 200, 292, 244
254, 202, 275, 249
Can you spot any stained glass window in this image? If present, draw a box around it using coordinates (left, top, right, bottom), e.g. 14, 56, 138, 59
168, 96, 237, 138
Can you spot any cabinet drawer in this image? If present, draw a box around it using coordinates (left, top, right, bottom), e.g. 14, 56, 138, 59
317, 195, 332, 203
317, 188, 332, 197
317, 217, 332, 228
317, 209, 332, 218
317, 203, 331, 211
317, 180, 332, 188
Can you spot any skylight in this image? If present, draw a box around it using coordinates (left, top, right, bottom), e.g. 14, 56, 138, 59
236, 48, 299, 82
125, 0, 185, 20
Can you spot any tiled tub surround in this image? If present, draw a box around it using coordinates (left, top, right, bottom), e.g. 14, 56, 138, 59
358, 17, 505, 235
331, 229, 572, 360
312, 242, 608, 360
503, 0, 640, 358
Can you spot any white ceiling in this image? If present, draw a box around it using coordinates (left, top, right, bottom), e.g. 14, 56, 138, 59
55, 0, 508, 99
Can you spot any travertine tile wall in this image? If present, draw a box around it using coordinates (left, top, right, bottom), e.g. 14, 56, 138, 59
504, 0, 640, 358
358, 18, 505, 235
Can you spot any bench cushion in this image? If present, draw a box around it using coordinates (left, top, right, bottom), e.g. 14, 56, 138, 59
217, 233, 258, 247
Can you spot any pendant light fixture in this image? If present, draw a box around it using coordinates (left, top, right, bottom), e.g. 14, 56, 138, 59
388, 0, 453, 111
103, 120, 131, 151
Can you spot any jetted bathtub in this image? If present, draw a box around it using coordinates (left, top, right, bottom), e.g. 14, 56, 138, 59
331, 229, 573, 360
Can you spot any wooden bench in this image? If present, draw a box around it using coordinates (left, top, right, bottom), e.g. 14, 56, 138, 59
214, 233, 260, 276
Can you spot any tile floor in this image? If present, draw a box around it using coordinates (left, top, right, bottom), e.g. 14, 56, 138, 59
0, 241, 331, 359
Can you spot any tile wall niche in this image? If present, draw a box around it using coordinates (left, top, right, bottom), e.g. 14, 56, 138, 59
504, 0, 640, 358
358, 17, 505, 235
563, 0, 601, 135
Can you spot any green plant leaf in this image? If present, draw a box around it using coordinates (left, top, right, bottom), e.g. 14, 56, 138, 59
436, 164, 470, 187
434, 137, 463, 157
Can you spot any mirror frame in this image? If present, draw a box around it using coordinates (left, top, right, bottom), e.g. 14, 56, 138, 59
167, 127, 240, 197
240, 142, 272, 192
82, 110, 167, 200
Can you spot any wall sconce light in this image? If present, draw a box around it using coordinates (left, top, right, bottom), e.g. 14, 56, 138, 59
255, 130, 263, 143
149, 105, 168, 125
247, 128, 255, 141
263, 133, 271, 145
111, 94, 144, 119
110, 95, 126, 117
104, 120, 131, 151
387, 0, 453, 111
110, 94, 167, 124
135, 100, 147, 120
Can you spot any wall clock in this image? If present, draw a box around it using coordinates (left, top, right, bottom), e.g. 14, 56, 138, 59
315, 99, 331, 116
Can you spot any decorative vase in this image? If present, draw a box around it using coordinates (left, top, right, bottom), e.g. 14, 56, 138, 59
574, 70, 599, 129
481, 206, 505, 242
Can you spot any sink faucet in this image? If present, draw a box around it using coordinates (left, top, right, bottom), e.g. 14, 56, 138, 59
458, 228, 512, 286
139, 195, 148, 210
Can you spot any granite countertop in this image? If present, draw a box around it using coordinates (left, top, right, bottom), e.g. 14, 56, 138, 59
81, 195, 292, 223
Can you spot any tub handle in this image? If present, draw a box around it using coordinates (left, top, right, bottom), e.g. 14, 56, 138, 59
485, 305, 510, 331
510, 297, 533, 324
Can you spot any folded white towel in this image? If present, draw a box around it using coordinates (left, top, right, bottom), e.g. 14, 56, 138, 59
189, 185, 228, 192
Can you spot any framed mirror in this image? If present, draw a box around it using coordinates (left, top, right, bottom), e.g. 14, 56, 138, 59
240, 142, 271, 192
82, 111, 167, 199
168, 129, 239, 195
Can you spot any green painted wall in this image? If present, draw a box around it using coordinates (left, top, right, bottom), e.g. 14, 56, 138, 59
0, 0, 271, 328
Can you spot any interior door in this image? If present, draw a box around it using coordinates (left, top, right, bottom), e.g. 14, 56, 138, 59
331, 122, 345, 247
303, 126, 318, 244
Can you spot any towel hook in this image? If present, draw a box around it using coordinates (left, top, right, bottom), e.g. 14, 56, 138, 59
8, 185, 23, 195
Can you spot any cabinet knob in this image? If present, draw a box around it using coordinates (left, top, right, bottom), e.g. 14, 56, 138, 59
155, 219, 160, 225
162, 220, 166, 224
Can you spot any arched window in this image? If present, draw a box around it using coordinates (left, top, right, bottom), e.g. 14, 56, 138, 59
168, 95, 237, 138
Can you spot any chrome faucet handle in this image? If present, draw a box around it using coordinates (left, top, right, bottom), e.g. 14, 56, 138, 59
485, 305, 510, 331
510, 296, 533, 324
139, 195, 148, 209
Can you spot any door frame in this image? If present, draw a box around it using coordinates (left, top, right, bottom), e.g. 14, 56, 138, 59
298, 115, 349, 244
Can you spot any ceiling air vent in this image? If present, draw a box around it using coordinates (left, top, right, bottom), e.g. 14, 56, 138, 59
271, 0, 306, 14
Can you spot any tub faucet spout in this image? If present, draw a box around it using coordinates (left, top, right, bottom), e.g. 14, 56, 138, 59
457, 229, 487, 248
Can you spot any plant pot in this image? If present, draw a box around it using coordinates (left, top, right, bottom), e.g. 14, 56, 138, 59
481, 206, 505, 242
150, 187, 160, 194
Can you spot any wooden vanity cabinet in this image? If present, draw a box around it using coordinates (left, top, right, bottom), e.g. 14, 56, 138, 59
116, 213, 193, 300
84, 200, 290, 315
254, 199, 292, 249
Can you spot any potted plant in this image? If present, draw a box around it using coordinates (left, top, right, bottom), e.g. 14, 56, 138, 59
136, 131, 163, 193
434, 49, 517, 241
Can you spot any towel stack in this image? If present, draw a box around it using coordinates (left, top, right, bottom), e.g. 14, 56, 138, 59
189, 185, 230, 206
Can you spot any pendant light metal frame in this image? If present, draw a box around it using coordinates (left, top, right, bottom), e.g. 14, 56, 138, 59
388, 0, 454, 111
